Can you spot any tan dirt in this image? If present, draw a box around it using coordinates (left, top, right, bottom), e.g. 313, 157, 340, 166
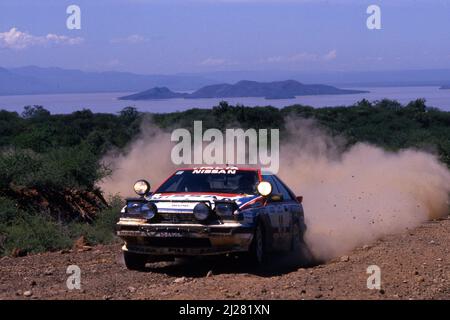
0, 216, 449, 300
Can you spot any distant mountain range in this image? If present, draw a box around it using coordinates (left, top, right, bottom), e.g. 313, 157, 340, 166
119, 80, 367, 100
2, 65, 450, 96
193, 69, 450, 88
0, 66, 213, 96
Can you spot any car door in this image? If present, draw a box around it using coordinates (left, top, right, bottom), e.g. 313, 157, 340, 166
273, 176, 298, 250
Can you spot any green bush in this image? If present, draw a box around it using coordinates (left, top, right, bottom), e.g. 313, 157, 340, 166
0, 197, 21, 255
68, 196, 122, 245
0, 145, 109, 191
0, 196, 122, 256
0, 196, 20, 225
39, 144, 110, 190
1, 213, 72, 256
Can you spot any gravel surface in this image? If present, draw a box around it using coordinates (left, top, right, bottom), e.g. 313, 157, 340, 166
1, 217, 449, 300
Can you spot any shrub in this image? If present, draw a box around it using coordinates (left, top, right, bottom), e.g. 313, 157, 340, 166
39, 144, 110, 190
1, 213, 72, 256
0, 145, 110, 191
0, 196, 20, 225
0, 197, 21, 255
68, 196, 122, 245
0, 196, 122, 256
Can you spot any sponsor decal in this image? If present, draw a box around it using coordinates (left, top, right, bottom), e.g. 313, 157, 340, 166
192, 166, 238, 175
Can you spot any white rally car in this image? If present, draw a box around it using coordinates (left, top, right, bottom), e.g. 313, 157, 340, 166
116, 167, 307, 270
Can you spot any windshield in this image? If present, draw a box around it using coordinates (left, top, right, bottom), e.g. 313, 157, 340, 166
154, 170, 259, 195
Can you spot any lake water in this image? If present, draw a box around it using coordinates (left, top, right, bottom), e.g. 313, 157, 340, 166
0, 86, 449, 114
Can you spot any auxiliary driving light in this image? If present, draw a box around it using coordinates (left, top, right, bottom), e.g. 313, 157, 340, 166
193, 202, 210, 221
133, 179, 151, 196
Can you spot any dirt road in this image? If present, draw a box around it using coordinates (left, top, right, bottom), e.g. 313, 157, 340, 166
1, 216, 449, 300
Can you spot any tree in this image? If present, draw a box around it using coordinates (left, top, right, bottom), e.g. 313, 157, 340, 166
22, 106, 50, 119
119, 106, 139, 124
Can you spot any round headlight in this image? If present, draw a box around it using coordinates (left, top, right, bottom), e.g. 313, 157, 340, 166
133, 180, 150, 196
193, 203, 210, 221
257, 181, 272, 197
126, 202, 142, 215
141, 203, 157, 220
215, 203, 234, 217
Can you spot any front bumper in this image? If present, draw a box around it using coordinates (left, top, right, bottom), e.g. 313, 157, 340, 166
116, 218, 254, 256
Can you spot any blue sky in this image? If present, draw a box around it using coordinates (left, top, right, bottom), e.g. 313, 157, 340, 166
0, 0, 449, 74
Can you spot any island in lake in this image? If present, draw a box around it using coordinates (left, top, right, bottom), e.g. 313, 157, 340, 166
440, 85, 450, 90
118, 80, 369, 100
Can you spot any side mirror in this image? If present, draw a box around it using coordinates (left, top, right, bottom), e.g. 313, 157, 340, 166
133, 179, 151, 196
296, 196, 303, 204
256, 181, 273, 197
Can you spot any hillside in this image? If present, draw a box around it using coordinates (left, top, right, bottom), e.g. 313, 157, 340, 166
119, 87, 188, 100
188, 80, 367, 99
119, 80, 368, 100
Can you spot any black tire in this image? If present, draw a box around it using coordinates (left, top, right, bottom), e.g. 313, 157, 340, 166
123, 251, 147, 270
291, 223, 302, 252
249, 222, 268, 265
290, 223, 314, 267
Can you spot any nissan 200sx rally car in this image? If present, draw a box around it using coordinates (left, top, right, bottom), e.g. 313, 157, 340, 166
116, 167, 308, 270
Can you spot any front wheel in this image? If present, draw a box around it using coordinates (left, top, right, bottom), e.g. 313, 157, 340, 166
249, 223, 268, 265
123, 251, 147, 270
290, 223, 314, 267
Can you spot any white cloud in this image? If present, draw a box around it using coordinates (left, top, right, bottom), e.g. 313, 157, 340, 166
45, 34, 84, 45
0, 27, 83, 50
199, 58, 238, 67
323, 49, 337, 61
262, 49, 337, 64
359, 56, 384, 62
110, 34, 148, 44
104, 58, 121, 68
200, 58, 227, 66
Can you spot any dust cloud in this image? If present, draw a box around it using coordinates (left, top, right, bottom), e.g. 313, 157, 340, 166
99, 119, 176, 197
279, 118, 450, 261
100, 117, 450, 261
